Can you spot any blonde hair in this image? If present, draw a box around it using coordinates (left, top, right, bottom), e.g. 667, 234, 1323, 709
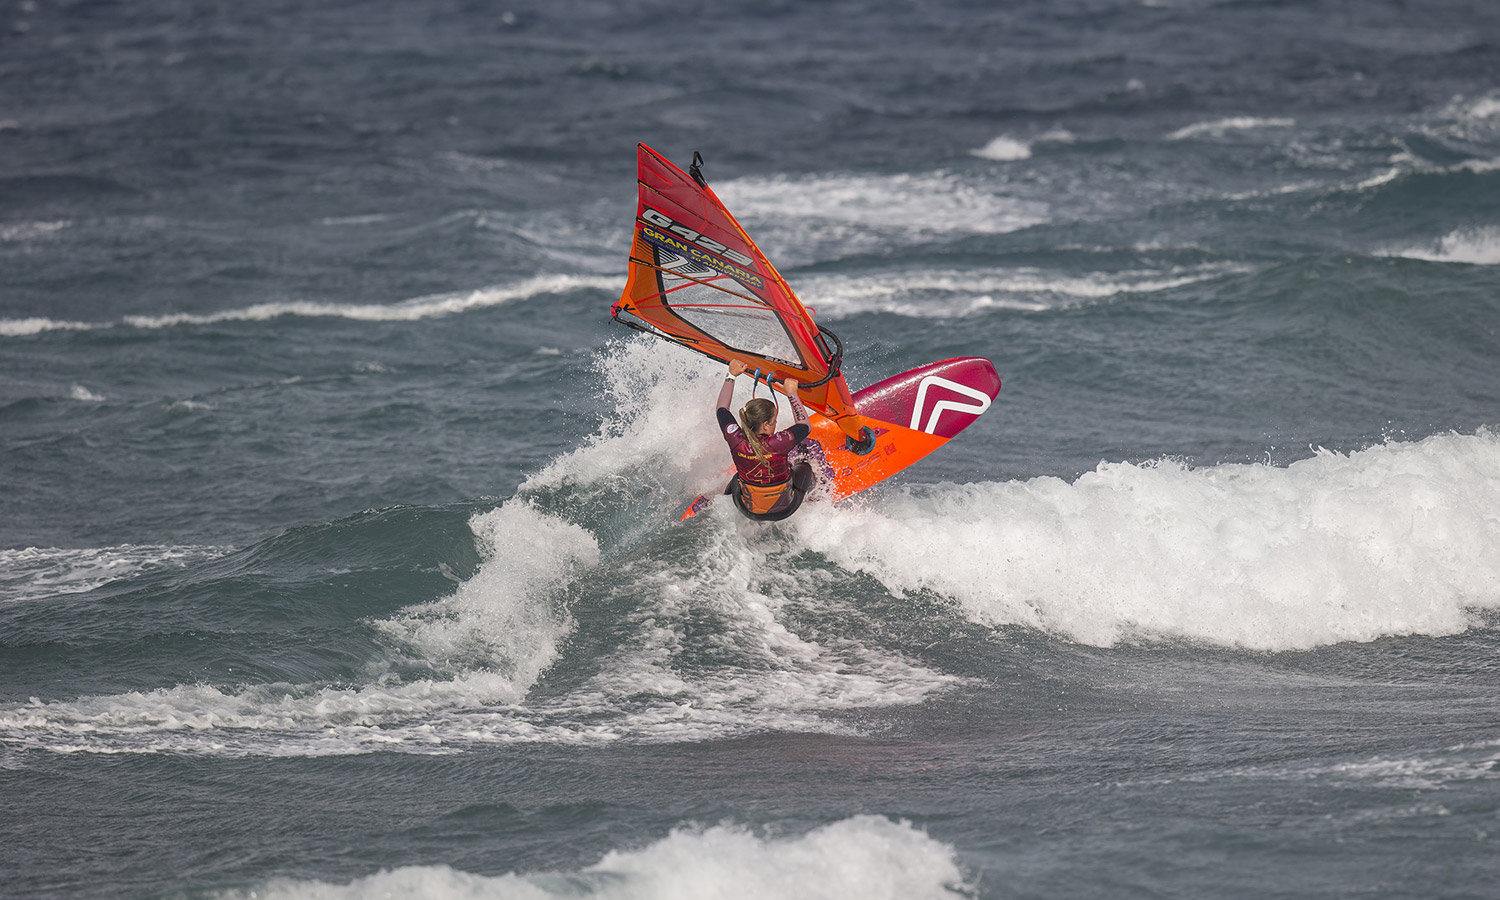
738, 397, 777, 462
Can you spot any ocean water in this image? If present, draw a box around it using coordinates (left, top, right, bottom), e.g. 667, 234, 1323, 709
3, 1, 1500, 897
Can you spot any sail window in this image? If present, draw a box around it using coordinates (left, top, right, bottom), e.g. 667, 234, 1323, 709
652, 245, 805, 367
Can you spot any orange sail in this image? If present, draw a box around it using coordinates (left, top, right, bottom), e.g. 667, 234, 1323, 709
612, 144, 865, 441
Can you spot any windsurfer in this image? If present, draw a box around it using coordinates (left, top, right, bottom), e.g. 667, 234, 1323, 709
717, 360, 814, 521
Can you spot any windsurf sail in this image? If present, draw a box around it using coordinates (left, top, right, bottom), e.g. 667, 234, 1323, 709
613, 144, 866, 442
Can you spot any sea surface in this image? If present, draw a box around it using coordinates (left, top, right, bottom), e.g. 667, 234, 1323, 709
4, 1, 1500, 897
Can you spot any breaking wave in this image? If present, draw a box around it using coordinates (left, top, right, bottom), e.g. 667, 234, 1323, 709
792, 430, 1500, 651
1382, 226, 1500, 265
210, 816, 968, 900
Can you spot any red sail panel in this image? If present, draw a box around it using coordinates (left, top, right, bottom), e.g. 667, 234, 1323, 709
613, 144, 864, 441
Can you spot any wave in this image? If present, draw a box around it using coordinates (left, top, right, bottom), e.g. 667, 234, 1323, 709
374, 502, 594, 685
527, 344, 1500, 655
209, 816, 967, 900
1381, 226, 1500, 265
793, 261, 1248, 318
68, 384, 104, 402
0, 353, 956, 755
0, 317, 98, 337
0, 503, 599, 756
0, 544, 224, 606
0, 219, 69, 242
1438, 92, 1500, 125
9, 346, 1494, 758
713, 170, 1049, 263
514, 340, 962, 725
970, 135, 1032, 161
1144, 735, 1500, 800
789, 429, 1500, 651
1166, 117, 1296, 141
1343, 152, 1500, 197
0, 672, 544, 757
0, 274, 616, 337
1465, 98, 1500, 120
1307, 742, 1500, 792
123, 274, 616, 328
970, 129, 1077, 162
0, 501, 953, 755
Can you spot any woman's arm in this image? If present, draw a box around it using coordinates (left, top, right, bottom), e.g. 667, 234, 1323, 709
782, 377, 810, 443
782, 378, 809, 427
716, 373, 736, 413
716, 361, 744, 431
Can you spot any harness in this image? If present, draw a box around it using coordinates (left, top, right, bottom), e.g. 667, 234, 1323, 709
736, 476, 792, 515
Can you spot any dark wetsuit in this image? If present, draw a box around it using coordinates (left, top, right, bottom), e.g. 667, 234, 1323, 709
716, 376, 814, 521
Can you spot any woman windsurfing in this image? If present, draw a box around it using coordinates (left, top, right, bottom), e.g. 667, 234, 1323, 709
715, 359, 815, 521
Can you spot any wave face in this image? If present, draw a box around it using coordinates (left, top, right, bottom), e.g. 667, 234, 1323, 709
4, 1, 1500, 899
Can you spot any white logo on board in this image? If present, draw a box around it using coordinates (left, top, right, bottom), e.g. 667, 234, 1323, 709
909, 376, 992, 434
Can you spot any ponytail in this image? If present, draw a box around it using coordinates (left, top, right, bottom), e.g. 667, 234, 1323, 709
738, 398, 778, 462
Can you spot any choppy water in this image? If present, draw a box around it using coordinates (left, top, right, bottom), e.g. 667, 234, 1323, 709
3, 1, 1500, 897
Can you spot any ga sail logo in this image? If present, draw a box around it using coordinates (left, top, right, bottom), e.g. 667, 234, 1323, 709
909, 376, 993, 435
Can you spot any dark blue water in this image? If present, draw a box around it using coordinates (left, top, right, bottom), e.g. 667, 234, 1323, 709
4, 1, 1500, 897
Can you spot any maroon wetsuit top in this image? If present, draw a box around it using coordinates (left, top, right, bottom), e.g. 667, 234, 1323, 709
715, 376, 811, 487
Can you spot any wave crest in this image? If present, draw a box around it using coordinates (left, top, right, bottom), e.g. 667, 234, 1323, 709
793, 430, 1500, 651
